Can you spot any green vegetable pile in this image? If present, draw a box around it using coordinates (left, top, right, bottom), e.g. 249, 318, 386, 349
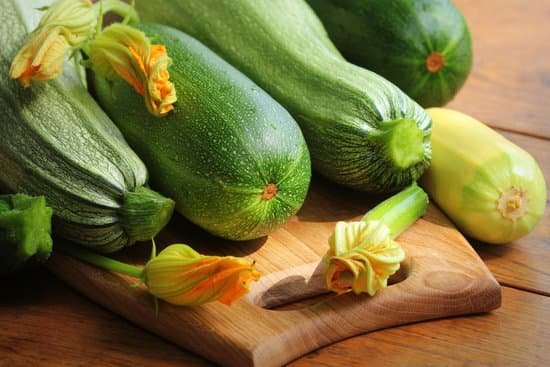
0, 0, 546, 305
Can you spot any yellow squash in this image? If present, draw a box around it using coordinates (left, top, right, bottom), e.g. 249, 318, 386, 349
421, 108, 546, 244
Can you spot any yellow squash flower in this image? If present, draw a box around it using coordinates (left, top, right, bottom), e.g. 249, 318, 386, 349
88, 23, 177, 117
9, 0, 98, 86
324, 220, 405, 296
143, 244, 260, 306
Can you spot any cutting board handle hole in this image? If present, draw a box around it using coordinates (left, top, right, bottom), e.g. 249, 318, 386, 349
247, 259, 412, 310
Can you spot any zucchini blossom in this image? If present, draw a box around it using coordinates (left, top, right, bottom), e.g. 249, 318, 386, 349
9, 0, 138, 86
58, 242, 260, 307
10, 0, 98, 86
323, 183, 428, 295
87, 23, 177, 117
143, 244, 261, 306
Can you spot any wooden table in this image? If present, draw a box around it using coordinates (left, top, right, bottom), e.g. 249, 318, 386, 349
1, 0, 549, 365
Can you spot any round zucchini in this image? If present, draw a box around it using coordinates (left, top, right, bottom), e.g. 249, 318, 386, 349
308, 0, 473, 107
91, 24, 311, 241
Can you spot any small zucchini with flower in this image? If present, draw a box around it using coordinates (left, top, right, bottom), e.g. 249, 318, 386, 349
324, 183, 428, 295
421, 108, 547, 244
1, 0, 174, 252
57, 241, 260, 306
90, 23, 311, 241
0, 194, 53, 274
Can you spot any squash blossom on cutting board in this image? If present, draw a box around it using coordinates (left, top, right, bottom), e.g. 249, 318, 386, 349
142, 244, 261, 306
324, 183, 428, 295
421, 108, 547, 244
58, 242, 260, 306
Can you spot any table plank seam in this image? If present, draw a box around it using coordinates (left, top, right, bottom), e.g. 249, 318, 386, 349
497, 281, 550, 297
492, 126, 550, 141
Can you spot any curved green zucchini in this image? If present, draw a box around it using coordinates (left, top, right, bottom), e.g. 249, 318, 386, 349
307, 0, 472, 107
91, 24, 311, 241
0, 0, 174, 252
135, 0, 432, 193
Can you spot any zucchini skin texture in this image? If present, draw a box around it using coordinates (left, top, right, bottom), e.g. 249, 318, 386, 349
421, 108, 546, 244
0, 0, 173, 252
308, 0, 472, 107
135, 0, 431, 193
91, 24, 311, 241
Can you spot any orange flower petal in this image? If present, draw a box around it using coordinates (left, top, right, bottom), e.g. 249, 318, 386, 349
143, 244, 260, 306
323, 221, 405, 296
9, 0, 98, 86
89, 24, 177, 117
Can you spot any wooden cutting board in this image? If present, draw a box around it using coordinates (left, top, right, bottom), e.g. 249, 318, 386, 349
46, 178, 501, 367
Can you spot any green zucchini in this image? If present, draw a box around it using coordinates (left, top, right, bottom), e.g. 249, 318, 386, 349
135, 0, 432, 193
307, 0, 472, 107
0, 194, 53, 274
0, 0, 175, 252
90, 24, 311, 241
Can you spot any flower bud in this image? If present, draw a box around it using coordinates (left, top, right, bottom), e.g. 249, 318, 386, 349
324, 220, 405, 296
9, 0, 98, 86
142, 244, 260, 306
88, 23, 177, 117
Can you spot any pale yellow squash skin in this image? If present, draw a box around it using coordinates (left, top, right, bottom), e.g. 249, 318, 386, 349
421, 108, 546, 244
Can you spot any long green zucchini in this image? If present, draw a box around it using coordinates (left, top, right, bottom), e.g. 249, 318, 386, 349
135, 0, 432, 193
0, 0, 174, 252
90, 24, 311, 241
307, 0, 473, 107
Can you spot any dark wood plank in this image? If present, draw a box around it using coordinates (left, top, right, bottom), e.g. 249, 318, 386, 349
472, 131, 550, 295
450, 0, 550, 138
290, 286, 550, 367
0, 268, 210, 367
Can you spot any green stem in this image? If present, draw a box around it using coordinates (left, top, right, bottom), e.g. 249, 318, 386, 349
362, 182, 428, 239
370, 119, 426, 169
55, 242, 143, 278
99, 0, 140, 23
120, 187, 175, 244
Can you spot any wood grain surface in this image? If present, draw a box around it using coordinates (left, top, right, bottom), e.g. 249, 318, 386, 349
0, 273, 545, 367
45, 195, 501, 367
1, 0, 549, 366
289, 286, 550, 367
449, 0, 550, 139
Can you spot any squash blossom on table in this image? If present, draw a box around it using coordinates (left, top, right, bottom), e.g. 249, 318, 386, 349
324, 183, 428, 295
87, 23, 177, 117
57, 242, 260, 306
9, 0, 137, 86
